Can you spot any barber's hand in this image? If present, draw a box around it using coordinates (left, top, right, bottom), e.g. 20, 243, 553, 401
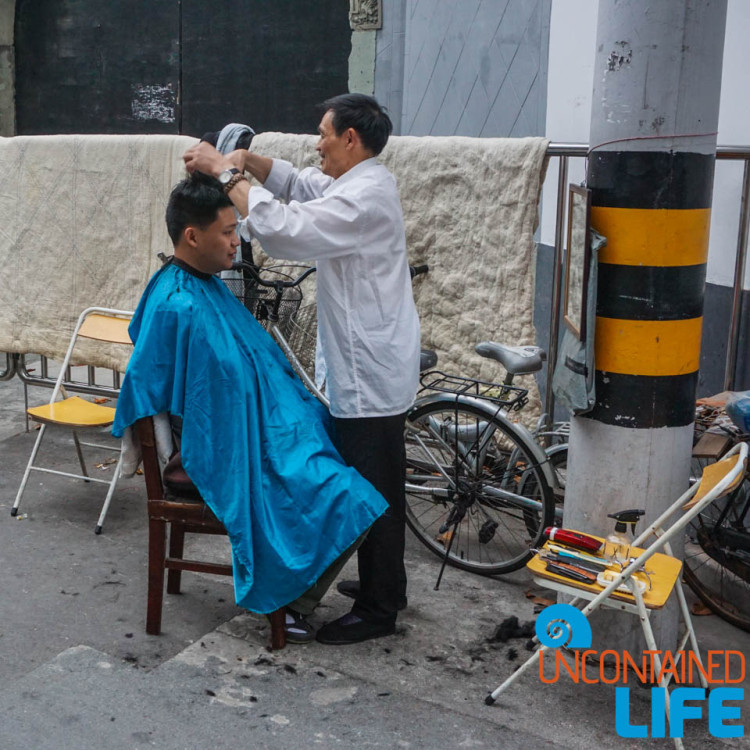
183, 142, 230, 177
226, 149, 249, 173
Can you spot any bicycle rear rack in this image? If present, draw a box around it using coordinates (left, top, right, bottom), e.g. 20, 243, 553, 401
419, 370, 528, 412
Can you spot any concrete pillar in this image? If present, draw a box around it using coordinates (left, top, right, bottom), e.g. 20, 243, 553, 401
564, 0, 727, 653
348, 1, 383, 96
0, 0, 15, 136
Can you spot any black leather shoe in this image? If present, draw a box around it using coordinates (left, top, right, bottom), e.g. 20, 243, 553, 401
336, 580, 408, 611
315, 612, 396, 645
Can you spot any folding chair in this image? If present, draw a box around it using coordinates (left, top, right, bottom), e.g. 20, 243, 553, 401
11, 307, 133, 534
485, 442, 748, 750
135, 416, 286, 650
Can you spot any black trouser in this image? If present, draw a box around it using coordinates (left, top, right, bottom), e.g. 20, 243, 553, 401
333, 412, 407, 626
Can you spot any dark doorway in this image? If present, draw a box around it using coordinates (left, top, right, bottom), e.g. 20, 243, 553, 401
15, 0, 351, 136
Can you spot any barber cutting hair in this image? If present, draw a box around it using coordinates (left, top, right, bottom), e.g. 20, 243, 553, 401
184, 93, 420, 645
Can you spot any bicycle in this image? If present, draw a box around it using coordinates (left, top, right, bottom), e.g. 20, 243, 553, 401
683, 403, 750, 632
226, 260, 560, 580
404, 346, 563, 580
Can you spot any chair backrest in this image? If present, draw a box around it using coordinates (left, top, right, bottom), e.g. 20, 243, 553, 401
135, 415, 225, 530
51, 307, 133, 402
632, 441, 748, 552
135, 417, 166, 501
682, 450, 746, 509
78, 312, 132, 344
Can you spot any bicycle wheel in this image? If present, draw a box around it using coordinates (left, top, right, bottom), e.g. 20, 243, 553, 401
547, 445, 568, 499
520, 443, 566, 531
404, 397, 555, 575
683, 457, 750, 632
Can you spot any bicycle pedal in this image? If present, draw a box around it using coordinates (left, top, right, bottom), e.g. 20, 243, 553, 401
478, 519, 498, 544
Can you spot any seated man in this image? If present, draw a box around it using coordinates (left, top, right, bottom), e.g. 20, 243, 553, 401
112, 171, 387, 642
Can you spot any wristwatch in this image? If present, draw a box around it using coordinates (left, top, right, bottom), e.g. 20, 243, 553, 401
218, 168, 240, 187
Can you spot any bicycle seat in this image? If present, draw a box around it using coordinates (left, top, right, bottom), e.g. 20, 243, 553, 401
420, 349, 438, 372
475, 342, 546, 375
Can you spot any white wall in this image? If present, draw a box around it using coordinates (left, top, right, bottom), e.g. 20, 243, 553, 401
541, 0, 750, 289
539, 0, 597, 248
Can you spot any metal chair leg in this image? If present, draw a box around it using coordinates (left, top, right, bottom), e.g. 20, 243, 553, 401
633, 589, 684, 750
674, 580, 709, 690
23, 378, 29, 433
94, 452, 123, 534
72, 430, 91, 482
486, 644, 546, 705
11, 424, 47, 516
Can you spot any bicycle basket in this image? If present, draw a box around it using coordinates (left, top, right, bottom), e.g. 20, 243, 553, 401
286, 303, 318, 378
224, 269, 302, 338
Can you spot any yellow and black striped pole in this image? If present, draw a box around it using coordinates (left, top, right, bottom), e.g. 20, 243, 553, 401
590, 151, 711, 428
564, 0, 727, 653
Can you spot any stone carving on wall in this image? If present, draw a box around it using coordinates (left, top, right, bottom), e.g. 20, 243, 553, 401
349, 0, 382, 31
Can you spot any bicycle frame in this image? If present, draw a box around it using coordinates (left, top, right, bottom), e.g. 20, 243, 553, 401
404, 393, 556, 516
267, 320, 330, 409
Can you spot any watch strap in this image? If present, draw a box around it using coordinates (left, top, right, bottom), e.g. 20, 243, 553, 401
223, 173, 246, 194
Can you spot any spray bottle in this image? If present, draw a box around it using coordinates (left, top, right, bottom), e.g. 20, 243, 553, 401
604, 509, 645, 564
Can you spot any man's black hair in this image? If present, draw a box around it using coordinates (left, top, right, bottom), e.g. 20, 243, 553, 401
165, 171, 233, 246
321, 93, 393, 156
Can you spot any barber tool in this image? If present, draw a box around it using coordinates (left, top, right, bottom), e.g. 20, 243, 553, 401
544, 527, 603, 553
596, 567, 649, 594
548, 542, 655, 581
544, 559, 598, 584
545, 543, 612, 570
540, 550, 605, 575
604, 508, 646, 563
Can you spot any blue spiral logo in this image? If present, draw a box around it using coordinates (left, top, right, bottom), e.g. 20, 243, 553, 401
535, 603, 592, 649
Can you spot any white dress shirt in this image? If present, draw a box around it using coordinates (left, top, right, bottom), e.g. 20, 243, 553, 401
240, 157, 420, 419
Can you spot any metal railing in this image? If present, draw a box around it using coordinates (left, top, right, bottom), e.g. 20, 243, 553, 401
1, 352, 16, 381
543, 143, 750, 421
17, 355, 122, 398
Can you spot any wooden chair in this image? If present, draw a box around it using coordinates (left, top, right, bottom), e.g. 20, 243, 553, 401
11, 307, 133, 533
135, 416, 286, 649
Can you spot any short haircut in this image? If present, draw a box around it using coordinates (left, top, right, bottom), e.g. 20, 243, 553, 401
321, 93, 393, 155
165, 171, 233, 246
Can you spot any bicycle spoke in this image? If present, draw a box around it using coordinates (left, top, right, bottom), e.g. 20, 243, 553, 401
404, 399, 554, 575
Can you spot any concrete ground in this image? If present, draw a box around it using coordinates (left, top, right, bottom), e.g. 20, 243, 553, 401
0, 370, 748, 749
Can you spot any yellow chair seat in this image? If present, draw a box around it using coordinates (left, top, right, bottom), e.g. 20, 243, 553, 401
527, 532, 683, 610
27, 396, 117, 428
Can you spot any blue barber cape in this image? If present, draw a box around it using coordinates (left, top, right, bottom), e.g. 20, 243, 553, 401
113, 261, 387, 613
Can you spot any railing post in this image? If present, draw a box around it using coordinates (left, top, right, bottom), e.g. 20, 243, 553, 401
724, 159, 750, 390
544, 154, 569, 427
0, 352, 18, 382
